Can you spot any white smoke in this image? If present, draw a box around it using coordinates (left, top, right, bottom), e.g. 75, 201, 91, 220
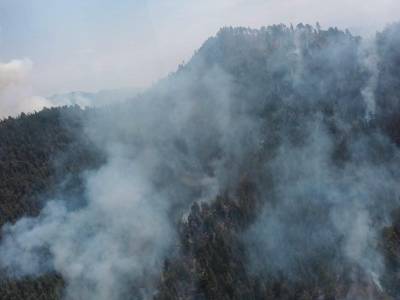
0, 61, 259, 299
0, 59, 32, 89
360, 41, 379, 119
0, 59, 53, 118
0, 154, 175, 299
0, 22, 400, 299
0, 59, 125, 119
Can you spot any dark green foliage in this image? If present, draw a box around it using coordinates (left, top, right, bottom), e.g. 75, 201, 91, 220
382, 209, 400, 298
156, 182, 388, 300
0, 106, 101, 227
0, 106, 102, 299
0, 274, 64, 300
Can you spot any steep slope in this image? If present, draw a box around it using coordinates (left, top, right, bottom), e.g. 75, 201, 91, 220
0, 23, 400, 300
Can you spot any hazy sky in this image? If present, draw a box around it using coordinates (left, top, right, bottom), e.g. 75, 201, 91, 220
0, 0, 399, 96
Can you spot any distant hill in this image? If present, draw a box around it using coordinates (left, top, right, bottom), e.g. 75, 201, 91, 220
49, 87, 143, 108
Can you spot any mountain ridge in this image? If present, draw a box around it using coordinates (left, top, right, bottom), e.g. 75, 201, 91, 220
0, 23, 400, 299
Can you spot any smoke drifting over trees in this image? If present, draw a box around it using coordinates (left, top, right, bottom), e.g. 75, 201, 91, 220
1, 22, 400, 299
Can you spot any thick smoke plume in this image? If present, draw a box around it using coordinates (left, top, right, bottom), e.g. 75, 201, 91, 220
0, 59, 261, 299
1, 23, 400, 299
246, 118, 400, 281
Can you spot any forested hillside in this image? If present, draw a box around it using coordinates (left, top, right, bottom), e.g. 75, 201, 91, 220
0, 107, 101, 227
0, 107, 102, 299
1, 23, 400, 299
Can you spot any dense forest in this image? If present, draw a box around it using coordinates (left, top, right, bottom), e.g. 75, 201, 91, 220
0, 23, 400, 299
